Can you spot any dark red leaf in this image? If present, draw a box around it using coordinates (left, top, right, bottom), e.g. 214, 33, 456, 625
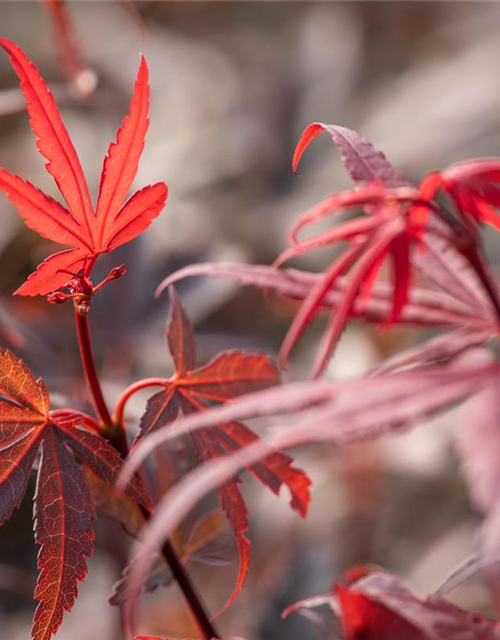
131, 289, 311, 608
33, 426, 95, 640
166, 287, 196, 374
0, 348, 151, 639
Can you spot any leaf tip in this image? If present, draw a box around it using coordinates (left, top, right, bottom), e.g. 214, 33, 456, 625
292, 123, 325, 174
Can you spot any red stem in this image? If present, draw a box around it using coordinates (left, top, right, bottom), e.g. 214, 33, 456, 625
74, 307, 113, 425
113, 377, 168, 427
73, 305, 219, 640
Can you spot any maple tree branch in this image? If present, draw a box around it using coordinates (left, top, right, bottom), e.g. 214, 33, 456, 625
156, 537, 220, 640
74, 308, 220, 639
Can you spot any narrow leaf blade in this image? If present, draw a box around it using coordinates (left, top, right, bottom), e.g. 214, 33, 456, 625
0, 169, 90, 249
33, 427, 95, 640
0, 38, 94, 232
96, 56, 150, 235
104, 182, 168, 251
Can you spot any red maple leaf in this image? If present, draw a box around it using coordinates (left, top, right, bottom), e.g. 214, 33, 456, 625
0, 38, 168, 296
134, 287, 312, 610
0, 348, 152, 640
277, 174, 430, 377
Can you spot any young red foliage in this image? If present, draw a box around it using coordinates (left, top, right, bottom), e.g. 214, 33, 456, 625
131, 288, 311, 610
0, 38, 168, 296
277, 121, 500, 377
276, 181, 431, 376
0, 348, 152, 640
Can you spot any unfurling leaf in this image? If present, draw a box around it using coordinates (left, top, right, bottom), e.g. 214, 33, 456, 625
0, 38, 167, 296
0, 348, 151, 640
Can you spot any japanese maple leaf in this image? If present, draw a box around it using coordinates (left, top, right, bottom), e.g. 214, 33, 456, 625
0, 38, 168, 296
420, 159, 500, 231
134, 287, 311, 610
0, 348, 152, 640
276, 176, 431, 377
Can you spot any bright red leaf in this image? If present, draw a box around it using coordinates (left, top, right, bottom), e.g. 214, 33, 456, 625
0, 38, 167, 296
132, 288, 312, 610
0, 348, 151, 640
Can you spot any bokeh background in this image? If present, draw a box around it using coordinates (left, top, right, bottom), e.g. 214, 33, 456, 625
0, 2, 498, 639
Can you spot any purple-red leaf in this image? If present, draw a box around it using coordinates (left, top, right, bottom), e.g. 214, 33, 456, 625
293, 122, 409, 187
457, 384, 500, 569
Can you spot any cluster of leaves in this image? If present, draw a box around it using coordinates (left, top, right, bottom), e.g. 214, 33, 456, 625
2, 25, 500, 640
114, 287, 311, 612
0, 37, 311, 639
125, 123, 500, 634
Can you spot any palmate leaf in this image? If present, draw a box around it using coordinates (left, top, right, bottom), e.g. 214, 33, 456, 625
293, 122, 495, 313
0, 38, 168, 296
286, 123, 497, 374
0, 348, 151, 640
132, 288, 311, 611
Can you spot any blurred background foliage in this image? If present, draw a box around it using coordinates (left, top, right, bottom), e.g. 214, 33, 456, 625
0, 2, 498, 639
